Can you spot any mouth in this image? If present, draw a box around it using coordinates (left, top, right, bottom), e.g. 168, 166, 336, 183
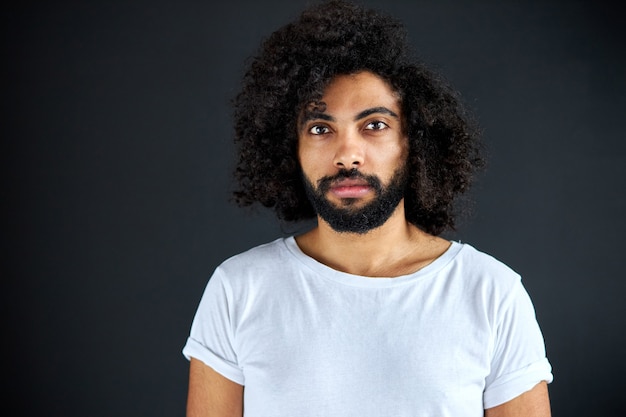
329, 178, 372, 199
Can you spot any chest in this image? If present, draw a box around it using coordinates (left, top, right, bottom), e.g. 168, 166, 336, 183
233, 280, 493, 416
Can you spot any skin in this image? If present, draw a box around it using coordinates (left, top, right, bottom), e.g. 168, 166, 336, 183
485, 382, 551, 417
186, 358, 243, 417
296, 71, 451, 277
185, 71, 551, 416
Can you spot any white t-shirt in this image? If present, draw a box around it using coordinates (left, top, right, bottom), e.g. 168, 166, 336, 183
183, 237, 552, 416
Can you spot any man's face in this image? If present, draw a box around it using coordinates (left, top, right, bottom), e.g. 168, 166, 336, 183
297, 71, 409, 234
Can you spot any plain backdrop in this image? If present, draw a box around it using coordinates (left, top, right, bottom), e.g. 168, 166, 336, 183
4, 0, 625, 415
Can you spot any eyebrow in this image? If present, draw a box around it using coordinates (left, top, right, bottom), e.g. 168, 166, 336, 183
355, 106, 399, 121
300, 106, 400, 127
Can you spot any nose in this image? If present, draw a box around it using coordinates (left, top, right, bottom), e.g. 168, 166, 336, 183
333, 131, 364, 169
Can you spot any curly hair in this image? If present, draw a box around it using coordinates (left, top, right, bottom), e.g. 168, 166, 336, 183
232, 0, 484, 236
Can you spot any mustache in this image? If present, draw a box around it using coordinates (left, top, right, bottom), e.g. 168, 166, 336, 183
316, 169, 383, 194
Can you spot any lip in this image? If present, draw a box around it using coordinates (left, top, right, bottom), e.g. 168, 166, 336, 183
329, 178, 372, 198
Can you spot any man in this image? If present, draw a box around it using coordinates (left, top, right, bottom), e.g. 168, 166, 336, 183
182, 1, 553, 416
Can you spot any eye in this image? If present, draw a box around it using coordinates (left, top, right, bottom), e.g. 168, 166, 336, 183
308, 125, 331, 135
364, 120, 389, 131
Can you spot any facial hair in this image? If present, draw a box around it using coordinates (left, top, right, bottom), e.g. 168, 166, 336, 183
302, 166, 408, 234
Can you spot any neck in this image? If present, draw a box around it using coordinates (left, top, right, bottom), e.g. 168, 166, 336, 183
295, 203, 450, 277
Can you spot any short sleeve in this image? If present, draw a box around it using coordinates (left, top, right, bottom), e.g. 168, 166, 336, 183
483, 280, 553, 408
182, 269, 245, 385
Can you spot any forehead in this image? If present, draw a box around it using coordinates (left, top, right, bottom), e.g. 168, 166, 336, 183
319, 71, 401, 111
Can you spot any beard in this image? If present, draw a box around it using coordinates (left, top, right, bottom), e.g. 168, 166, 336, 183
302, 165, 408, 234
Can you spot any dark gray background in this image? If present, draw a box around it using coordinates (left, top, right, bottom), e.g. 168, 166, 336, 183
4, 0, 625, 415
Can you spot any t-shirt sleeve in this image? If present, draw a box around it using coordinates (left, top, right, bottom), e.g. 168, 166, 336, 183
182, 269, 245, 385
483, 279, 553, 409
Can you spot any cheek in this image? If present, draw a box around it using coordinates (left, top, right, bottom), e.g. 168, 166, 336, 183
297, 148, 316, 179
378, 141, 407, 165
298, 144, 326, 174
396, 137, 410, 164
296, 141, 308, 170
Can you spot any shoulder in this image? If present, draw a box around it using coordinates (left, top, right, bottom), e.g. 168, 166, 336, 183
220, 236, 290, 266
442, 242, 539, 332
455, 243, 519, 276
450, 242, 523, 296
212, 237, 296, 284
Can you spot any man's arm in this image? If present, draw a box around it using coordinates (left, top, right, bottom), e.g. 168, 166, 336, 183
485, 381, 551, 417
186, 357, 244, 417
